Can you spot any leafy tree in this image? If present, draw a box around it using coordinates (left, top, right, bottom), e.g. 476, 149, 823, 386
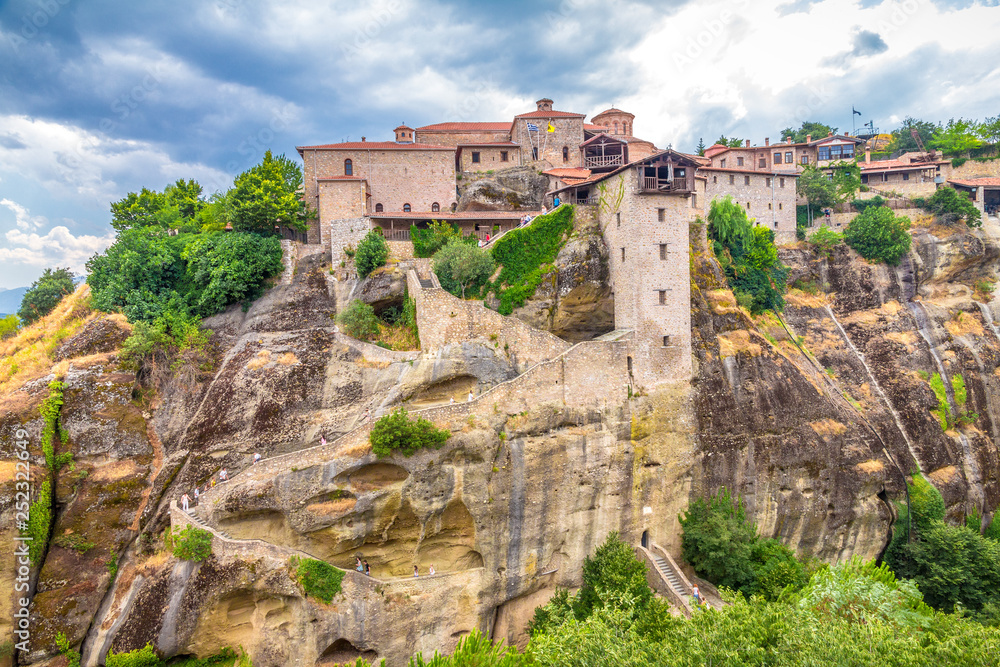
830, 161, 861, 202
355, 229, 389, 279
797, 165, 838, 211
887, 117, 940, 153
164, 178, 206, 220
181, 232, 283, 316
574, 532, 652, 619
172, 524, 213, 561
337, 299, 380, 340
411, 220, 475, 258
808, 225, 843, 256
87, 228, 184, 322
715, 135, 745, 148
706, 195, 751, 247
679, 488, 759, 593
844, 206, 912, 265
779, 121, 837, 144
931, 118, 982, 156
432, 239, 496, 299
17, 267, 75, 325
913, 186, 982, 226
0, 314, 19, 339
977, 115, 1000, 146
228, 150, 312, 233
110, 187, 169, 232
369, 407, 450, 458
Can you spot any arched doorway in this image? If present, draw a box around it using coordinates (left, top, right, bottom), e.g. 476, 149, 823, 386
641, 530, 649, 549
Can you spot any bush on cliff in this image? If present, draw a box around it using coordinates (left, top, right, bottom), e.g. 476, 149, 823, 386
172, 524, 213, 561
844, 205, 912, 265
293, 557, 345, 604
338, 299, 380, 340
412, 220, 476, 258
18, 267, 75, 326
355, 229, 389, 278
485, 205, 574, 314
433, 239, 495, 299
914, 185, 982, 227
369, 407, 450, 458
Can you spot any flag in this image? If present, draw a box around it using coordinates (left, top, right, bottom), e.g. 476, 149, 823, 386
547, 122, 555, 133
526, 123, 539, 132
853, 106, 862, 116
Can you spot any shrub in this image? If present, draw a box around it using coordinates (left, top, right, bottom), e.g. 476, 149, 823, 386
55, 632, 81, 667
411, 220, 475, 258
181, 232, 283, 316
18, 267, 75, 325
54, 533, 95, 554
294, 557, 345, 604
0, 314, 20, 339
105, 643, 160, 667
337, 300, 380, 340
808, 225, 843, 257
851, 195, 886, 214
433, 239, 496, 299
172, 524, 213, 561
913, 187, 982, 226
574, 532, 652, 619
355, 229, 389, 278
369, 407, 450, 458
844, 206, 912, 265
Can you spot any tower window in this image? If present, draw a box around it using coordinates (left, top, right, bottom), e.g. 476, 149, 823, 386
431, 202, 440, 212
662, 335, 671, 347
744, 175, 750, 185
501, 151, 508, 162
562, 146, 569, 161
403, 203, 411, 212
659, 244, 667, 260
621, 248, 626, 261
659, 290, 666, 305
472, 152, 481, 163
375, 203, 383, 212
344, 158, 353, 176
657, 208, 665, 222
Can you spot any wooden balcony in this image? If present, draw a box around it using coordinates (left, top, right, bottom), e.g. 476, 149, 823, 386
585, 154, 625, 169
638, 175, 693, 193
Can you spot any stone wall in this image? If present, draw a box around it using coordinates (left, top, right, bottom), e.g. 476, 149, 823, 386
511, 117, 584, 168
407, 270, 572, 372
824, 207, 924, 229
415, 129, 512, 147
328, 217, 371, 263
459, 146, 519, 172
387, 240, 415, 260
702, 169, 798, 243
316, 181, 367, 245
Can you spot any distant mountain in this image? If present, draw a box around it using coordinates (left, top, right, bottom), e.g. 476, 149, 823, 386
0, 286, 28, 317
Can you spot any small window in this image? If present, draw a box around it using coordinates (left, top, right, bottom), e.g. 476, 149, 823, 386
375, 203, 383, 212
691, 194, 698, 209
659, 244, 667, 260
785, 151, 793, 163
745, 202, 750, 209
766, 177, 771, 187
744, 175, 750, 185
759, 158, 766, 168
779, 203, 783, 210
729, 175, 735, 185
532, 147, 538, 160
720, 159, 726, 168
713, 176, 717, 184
773, 152, 782, 164
621, 248, 626, 261
344, 158, 353, 176
471, 152, 481, 163
616, 212, 621, 227
780, 178, 785, 188
903, 173, 910, 181
657, 208, 665, 222
403, 203, 411, 212
562, 146, 569, 161
737, 157, 744, 166
501, 151, 508, 162
801, 155, 809, 164
658, 290, 666, 305
768, 203, 772, 210
662, 335, 670, 347
431, 202, 440, 212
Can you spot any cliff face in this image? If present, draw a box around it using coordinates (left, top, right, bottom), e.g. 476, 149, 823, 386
6, 216, 1000, 666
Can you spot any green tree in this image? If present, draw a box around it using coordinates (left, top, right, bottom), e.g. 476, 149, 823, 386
574, 532, 653, 619
808, 225, 843, 256
679, 488, 759, 593
228, 150, 312, 233
888, 117, 940, 153
369, 407, 450, 458
779, 121, 837, 144
172, 524, 213, 561
181, 232, 283, 316
411, 220, 475, 258
914, 186, 982, 226
164, 178, 205, 220
17, 267, 75, 325
110, 187, 169, 232
844, 206, 912, 265
830, 161, 861, 202
355, 229, 389, 279
337, 299, 380, 340
977, 115, 1000, 146
715, 135, 745, 148
931, 118, 982, 156
87, 228, 184, 322
695, 137, 706, 156
0, 314, 19, 339
433, 239, 496, 298
796, 165, 838, 211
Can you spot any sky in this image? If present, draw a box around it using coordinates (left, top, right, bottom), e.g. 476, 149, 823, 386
1, 0, 999, 290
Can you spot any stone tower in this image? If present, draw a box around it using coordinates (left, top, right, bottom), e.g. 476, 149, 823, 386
592, 108, 636, 137
394, 125, 414, 143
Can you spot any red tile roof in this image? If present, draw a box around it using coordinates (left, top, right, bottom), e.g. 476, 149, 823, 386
584, 123, 608, 131
699, 166, 799, 178
860, 159, 947, 171
456, 142, 519, 147
371, 210, 539, 220
950, 178, 1000, 187
416, 122, 512, 132
297, 141, 453, 151
543, 168, 592, 179
513, 110, 586, 119
593, 108, 634, 118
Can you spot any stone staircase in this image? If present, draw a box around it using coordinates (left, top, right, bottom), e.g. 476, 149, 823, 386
418, 277, 433, 289
652, 552, 688, 600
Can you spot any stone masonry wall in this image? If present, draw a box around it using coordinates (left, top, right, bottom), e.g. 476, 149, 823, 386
317, 181, 366, 245
459, 146, 519, 172
703, 169, 798, 244
328, 217, 370, 263
415, 129, 512, 147
511, 117, 584, 168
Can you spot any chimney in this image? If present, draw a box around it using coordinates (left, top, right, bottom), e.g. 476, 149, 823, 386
865, 149, 871, 163
765, 137, 770, 146
361, 136, 366, 142
745, 139, 750, 148
806, 134, 811, 143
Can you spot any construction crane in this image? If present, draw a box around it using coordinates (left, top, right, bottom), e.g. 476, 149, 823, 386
910, 127, 926, 153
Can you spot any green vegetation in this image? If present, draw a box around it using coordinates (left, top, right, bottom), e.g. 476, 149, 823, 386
844, 205, 912, 265
18, 267, 75, 325
485, 205, 574, 314
55, 632, 81, 667
707, 197, 788, 314
0, 314, 19, 339
411, 220, 476, 258
807, 225, 843, 257
932, 118, 983, 156
172, 524, 213, 561
851, 194, 887, 213
293, 557, 345, 604
679, 488, 807, 600
337, 297, 418, 350
54, 533, 95, 554
714, 135, 746, 148
105, 646, 249, 667
369, 407, 450, 458
105, 643, 160, 667
227, 151, 312, 234
355, 229, 389, 278
887, 117, 939, 154
338, 300, 381, 340
929, 372, 950, 431
913, 186, 982, 227
433, 239, 496, 299
778, 121, 836, 144
24, 379, 70, 563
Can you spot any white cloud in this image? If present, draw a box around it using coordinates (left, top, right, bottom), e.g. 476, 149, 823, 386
0, 198, 46, 230
1, 223, 115, 275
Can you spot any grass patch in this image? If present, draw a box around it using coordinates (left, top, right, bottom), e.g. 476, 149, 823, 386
54, 533, 95, 554
292, 557, 345, 604
929, 372, 950, 431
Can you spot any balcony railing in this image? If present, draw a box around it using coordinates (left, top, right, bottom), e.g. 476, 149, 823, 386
639, 176, 692, 193
585, 155, 625, 168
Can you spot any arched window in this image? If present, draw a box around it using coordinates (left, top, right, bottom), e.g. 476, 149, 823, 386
562, 146, 569, 161
344, 158, 353, 176
375, 203, 383, 212
431, 202, 440, 212
403, 203, 411, 212
613, 122, 619, 134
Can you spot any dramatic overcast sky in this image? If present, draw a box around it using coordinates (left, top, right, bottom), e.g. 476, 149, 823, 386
1, 0, 999, 289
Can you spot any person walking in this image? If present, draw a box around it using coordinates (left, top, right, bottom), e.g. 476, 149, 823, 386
320, 435, 327, 447
356, 556, 363, 573
553, 196, 561, 208
219, 469, 229, 482
364, 560, 370, 576
692, 584, 702, 608
467, 390, 474, 402
193, 487, 200, 502
253, 453, 261, 464
181, 493, 190, 512
428, 564, 436, 576
413, 565, 419, 578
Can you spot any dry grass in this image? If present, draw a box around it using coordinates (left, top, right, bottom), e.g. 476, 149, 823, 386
0, 461, 17, 484
842, 309, 881, 327
306, 497, 357, 516
717, 330, 763, 357
785, 291, 828, 308
706, 289, 739, 314
855, 459, 885, 474
809, 419, 848, 438
886, 331, 918, 352
276, 352, 299, 365
0, 285, 104, 395
246, 349, 271, 370
89, 459, 142, 483
945, 311, 984, 338
880, 300, 903, 317
374, 322, 419, 351
356, 357, 392, 369
928, 465, 959, 485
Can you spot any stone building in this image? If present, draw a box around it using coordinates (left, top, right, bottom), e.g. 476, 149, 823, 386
701, 167, 799, 243
706, 133, 865, 172
860, 151, 950, 197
